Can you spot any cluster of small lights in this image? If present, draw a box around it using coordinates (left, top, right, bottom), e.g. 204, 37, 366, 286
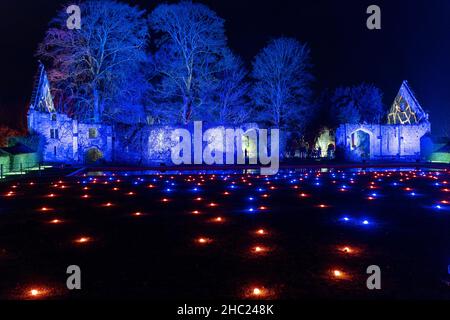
1, 168, 449, 299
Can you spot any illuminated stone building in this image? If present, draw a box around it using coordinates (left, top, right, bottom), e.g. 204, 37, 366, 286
27, 64, 259, 165
336, 81, 431, 161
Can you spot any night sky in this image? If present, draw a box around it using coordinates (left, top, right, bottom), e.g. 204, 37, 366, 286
0, 0, 449, 134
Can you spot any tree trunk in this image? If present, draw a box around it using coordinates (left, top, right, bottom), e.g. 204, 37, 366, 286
183, 95, 192, 124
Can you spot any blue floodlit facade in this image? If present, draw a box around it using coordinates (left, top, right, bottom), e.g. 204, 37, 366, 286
28, 64, 433, 165
336, 81, 431, 161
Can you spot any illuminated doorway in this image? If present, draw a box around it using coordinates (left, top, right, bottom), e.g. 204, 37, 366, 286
351, 130, 370, 159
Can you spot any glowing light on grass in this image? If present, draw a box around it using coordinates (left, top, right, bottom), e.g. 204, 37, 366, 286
196, 237, 212, 245
340, 246, 352, 254
27, 288, 48, 298
244, 285, 272, 299
299, 193, 308, 198
332, 269, 347, 279
30, 289, 40, 296
256, 229, 267, 235
74, 237, 91, 244
253, 288, 263, 296
252, 246, 267, 254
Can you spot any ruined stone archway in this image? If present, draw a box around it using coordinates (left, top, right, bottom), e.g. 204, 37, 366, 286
350, 129, 371, 159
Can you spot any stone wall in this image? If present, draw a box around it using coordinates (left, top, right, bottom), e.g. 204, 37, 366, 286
336, 123, 431, 161
113, 122, 260, 165
28, 109, 263, 166
28, 109, 113, 164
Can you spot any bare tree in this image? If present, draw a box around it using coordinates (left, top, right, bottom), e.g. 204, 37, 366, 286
37, 0, 149, 123
211, 50, 251, 124
252, 37, 314, 130
149, 1, 227, 124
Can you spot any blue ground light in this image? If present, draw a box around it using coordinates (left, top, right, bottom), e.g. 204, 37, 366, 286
0, 168, 449, 299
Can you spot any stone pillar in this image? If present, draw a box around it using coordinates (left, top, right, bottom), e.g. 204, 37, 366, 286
106, 126, 113, 162
73, 119, 78, 162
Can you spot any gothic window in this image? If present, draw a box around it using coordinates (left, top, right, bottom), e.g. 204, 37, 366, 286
89, 128, 98, 139
50, 128, 59, 139
51, 114, 57, 121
